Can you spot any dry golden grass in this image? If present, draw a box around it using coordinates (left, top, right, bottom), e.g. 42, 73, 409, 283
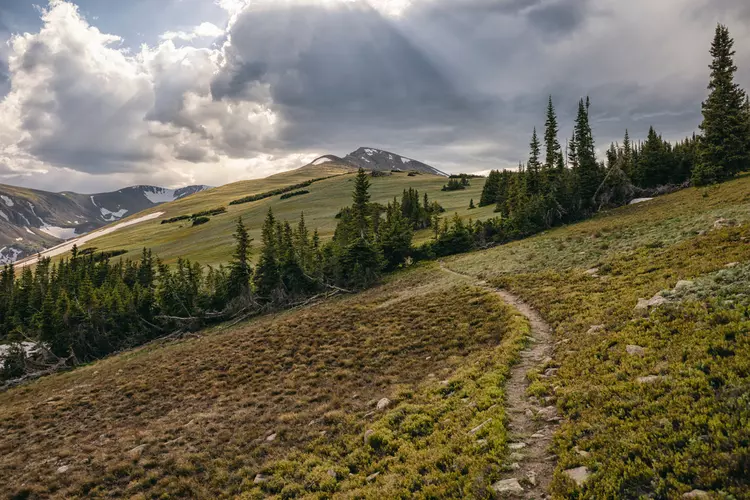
0, 265, 528, 499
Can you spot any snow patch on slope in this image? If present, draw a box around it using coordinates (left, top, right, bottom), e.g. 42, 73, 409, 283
38, 224, 78, 240
0, 247, 24, 264
100, 207, 129, 222
17, 212, 165, 269
143, 187, 178, 204
312, 157, 333, 165
1, 195, 14, 207
0, 210, 8, 222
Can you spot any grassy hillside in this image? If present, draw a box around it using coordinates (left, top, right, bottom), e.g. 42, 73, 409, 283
447, 174, 750, 498
3, 174, 749, 498
74, 165, 492, 267
0, 266, 528, 499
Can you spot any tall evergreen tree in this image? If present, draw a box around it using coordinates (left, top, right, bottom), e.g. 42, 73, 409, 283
544, 96, 561, 171
574, 98, 601, 211
693, 24, 750, 185
526, 128, 542, 195
254, 209, 281, 301
351, 168, 372, 237
228, 217, 253, 298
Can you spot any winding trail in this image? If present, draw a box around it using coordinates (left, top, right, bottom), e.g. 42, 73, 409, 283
440, 262, 558, 499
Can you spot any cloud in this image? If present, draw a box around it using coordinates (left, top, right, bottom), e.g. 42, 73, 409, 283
160, 22, 224, 42
1, 0, 750, 193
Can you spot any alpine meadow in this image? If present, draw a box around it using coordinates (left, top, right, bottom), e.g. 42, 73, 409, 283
1, 3, 750, 500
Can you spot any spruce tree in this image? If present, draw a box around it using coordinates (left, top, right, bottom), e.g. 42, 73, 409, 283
693, 24, 750, 185
352, 168, 372, 237
622, 129, 633, 178
574, 98, 601, 211
544, 96, 561, 172
254, 209, 281, 301
228, 217, 253, 298
526, 128, 542, 195
479, 170, 502, 207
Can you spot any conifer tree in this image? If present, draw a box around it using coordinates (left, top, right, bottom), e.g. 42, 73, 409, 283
254, 209, 281, 301
228, 217, 253, 298
544, 96, 561, 172
622, 129, 633, 177
574, 98, 601, 211
693, 24, 750, 185
352, 168, 372, 237
526, 128, 542, 195
479, 170, 502, 207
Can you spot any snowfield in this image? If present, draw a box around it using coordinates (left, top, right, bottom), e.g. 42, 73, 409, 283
17, 212, 165, 268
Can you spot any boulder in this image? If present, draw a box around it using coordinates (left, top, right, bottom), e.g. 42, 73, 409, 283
683, 490, 709, 498
675, 280, 694, 290
266, 433, 277, 442
585, 268, 600, 276
626, 345, 646, 357
564, 466, 591, 486
468, 418, 492, 435
543, 368, 559, 378
56, 465, 70, 474
587, 325, 605, 335
526, 471, 537, 486
491, 478, 524, 495
366, 472, 380, 482
637, 375, 661, 384
713, 218, 737, 229
127, 444, 147, 459
508, 442, 527, 450
376, 398, 391, 411
725, 262, 739, 269
364, 429, 374, 444
254, 474, 269, 484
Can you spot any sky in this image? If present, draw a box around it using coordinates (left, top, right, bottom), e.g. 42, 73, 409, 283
0, 0, 749, 193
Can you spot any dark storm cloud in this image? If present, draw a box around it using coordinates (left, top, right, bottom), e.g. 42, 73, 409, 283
526, 0, 590, 38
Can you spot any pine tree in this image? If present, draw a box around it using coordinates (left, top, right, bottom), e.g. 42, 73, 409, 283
574, 98, 601, 211
254, 209, 281, 301
469, 199, 476, 210
352, 168, 372, 237
228, 217, 253, 298
479, 170, 502, 207
544, 96, 561, 172
622, 129, 633, 178
693, 24, 750, 185
526, 128, 542, 195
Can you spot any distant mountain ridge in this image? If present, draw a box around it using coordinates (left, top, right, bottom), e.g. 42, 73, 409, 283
303, 147, 448, 177
0, 184, 209, 264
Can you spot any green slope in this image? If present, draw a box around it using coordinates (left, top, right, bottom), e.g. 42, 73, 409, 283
75, 164, 494, 266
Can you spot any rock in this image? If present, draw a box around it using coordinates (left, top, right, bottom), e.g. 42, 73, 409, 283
574, 446, 590, 458
327, 469, 337, 479
56, 465, 70, 474
508, 442, 527, 450
585, 268, 600, 276
366, 472, 380, 482
637, 375, 661, 384
468, 418, 492, 435
541, 356, 553, 366
491, 478, 524, 495
525, 409, 535, 418
626, 345, 646, 357
253, 474, 269, 484
543, 368, 559, 378
509, 452, 525, 461
127, 444, 147, 459
364, 429, 374, 444
537, 406, 558, 421
587, 324, 605, 335
629, 198, 653, 205
683, 490, 709, 498
635, 294, 668, 312
564, 466, 591, 486
675, 280, 694, 290
376, 398, 391, 410
508, 462, 521, 470
477, 439, 488, 447
531, 432, 545, 439
725, 262, 739, 268
713, 218, 737, 229
526, 471, 537, 486
266, 433, 277, 442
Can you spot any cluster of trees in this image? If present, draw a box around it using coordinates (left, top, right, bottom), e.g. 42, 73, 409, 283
442, 175, 471, 191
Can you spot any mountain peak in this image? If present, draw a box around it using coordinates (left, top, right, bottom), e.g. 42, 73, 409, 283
342, 147, 448, 176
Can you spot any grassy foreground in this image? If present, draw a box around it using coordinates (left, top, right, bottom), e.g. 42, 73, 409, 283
0, 266, 529, 499
448, 173, 750, 498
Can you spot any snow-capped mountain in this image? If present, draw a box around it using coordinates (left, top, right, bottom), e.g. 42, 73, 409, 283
0, 184, 210, 264
302, 148, 448, 177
